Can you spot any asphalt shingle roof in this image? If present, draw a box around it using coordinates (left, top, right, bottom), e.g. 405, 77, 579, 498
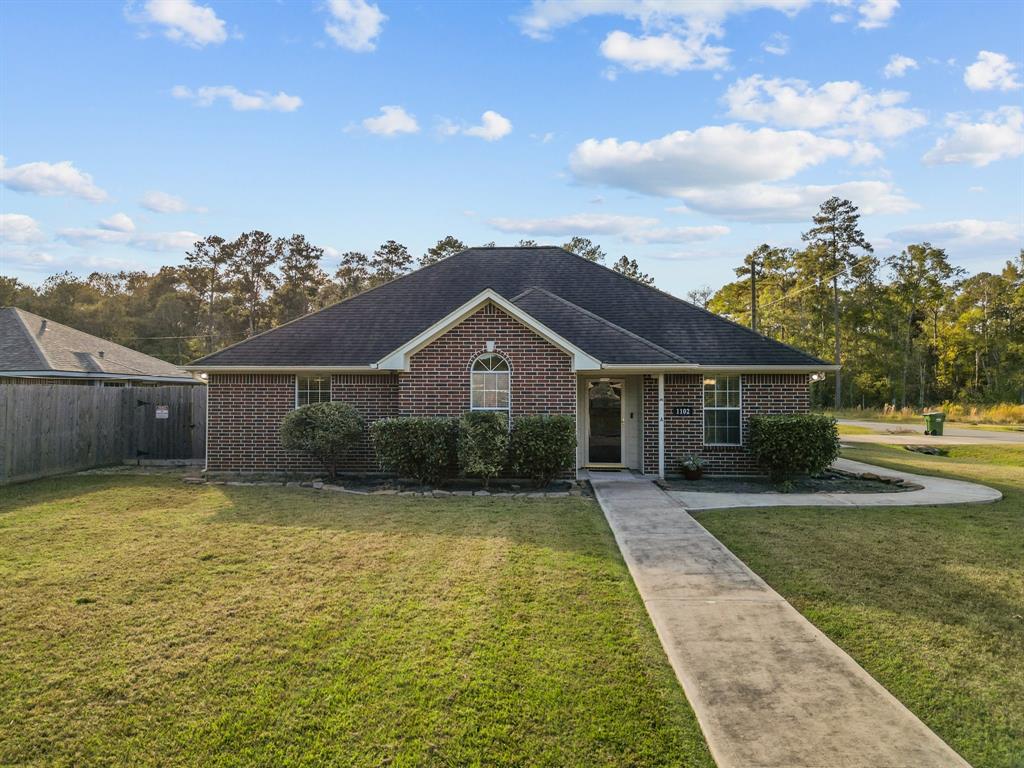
190, 247, 828, 368
0, 307, 197, 381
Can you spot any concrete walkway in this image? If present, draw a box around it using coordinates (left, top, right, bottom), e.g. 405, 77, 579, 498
588, 470, 972, 768
668, 458, 1002, 511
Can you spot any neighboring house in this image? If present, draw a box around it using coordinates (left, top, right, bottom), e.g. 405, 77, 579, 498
0, 307, 201, 387
187, 247, 834, 476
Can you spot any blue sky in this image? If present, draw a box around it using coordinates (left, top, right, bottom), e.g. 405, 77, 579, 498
2, 0, 1022, 298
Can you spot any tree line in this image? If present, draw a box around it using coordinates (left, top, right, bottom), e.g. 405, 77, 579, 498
698, 197, 1024, 408
0, 234, 652, 364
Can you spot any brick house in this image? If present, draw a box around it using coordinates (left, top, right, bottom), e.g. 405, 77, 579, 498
187, 247, 834, 477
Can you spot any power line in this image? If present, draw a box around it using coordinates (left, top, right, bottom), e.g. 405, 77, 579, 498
740, 253, 879, 317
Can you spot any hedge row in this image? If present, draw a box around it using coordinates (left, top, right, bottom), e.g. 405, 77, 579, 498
370, 413, 576, 487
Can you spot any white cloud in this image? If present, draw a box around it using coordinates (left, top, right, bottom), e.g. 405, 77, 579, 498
856, 0, 899, 29
517, 1, 810, 73
324, 0, 386, 52
600, 30, 729, 73
723, 75, 927, 139
676, 180, 916, 222
172, 85, 302, 112
762, 32, 789, 56
889, 219, 1021, 249
98, 213, 136, 233
923, 106, 1024, 167
963, 51, 1022, 92
0, 213, 45, 243
488, 213, 658, 236
0, 156, 107, 202
623, 225, 731, 244
463, 111, 513, 141
58, 226, 200, 253
133, 0, 228, 47
140, 190, 198, 213
440, 111, 513, 141
883, 54, 917, 79
570, 124, 852, 195
361, 105, 420, 136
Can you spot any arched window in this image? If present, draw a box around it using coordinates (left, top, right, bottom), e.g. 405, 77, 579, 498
470, 353, 510, 411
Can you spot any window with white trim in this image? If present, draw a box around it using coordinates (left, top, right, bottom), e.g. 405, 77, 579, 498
703, 375, 741, 445
470, 353, 510, 411
296, 374, 331, 407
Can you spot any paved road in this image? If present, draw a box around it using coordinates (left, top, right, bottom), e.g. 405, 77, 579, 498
588, 470, 972, 768
839, 419, 1024, 446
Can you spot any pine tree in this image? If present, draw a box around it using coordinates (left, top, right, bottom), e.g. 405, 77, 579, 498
272, 234, 327, 323
735, 244, 791, 333
612, 255, 654, 285
801, 197, 875, 408
227, 230, 279, 337
686, 285, 714, 309
370, 240, 413, 284
183, 235, 229, 353
334, 251, 372, 299
562, 236, 606, 262
421, 235, 466, 266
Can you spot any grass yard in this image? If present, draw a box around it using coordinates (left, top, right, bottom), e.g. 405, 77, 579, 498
700, 443, 1024, 768
0, 475, 714, 768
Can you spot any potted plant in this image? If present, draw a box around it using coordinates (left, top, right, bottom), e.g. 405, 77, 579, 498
680, 454, 704, 481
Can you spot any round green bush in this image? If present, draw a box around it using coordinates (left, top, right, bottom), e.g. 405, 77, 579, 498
370, 417, 457, 486
748, 413, 839, 481
279, 401, 364, 479
509, 414, 576, 488
457, 411, 509, 488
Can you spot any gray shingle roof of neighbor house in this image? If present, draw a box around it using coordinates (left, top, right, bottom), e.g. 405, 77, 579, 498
189, 247, 831, 369
0, 307, 199, 382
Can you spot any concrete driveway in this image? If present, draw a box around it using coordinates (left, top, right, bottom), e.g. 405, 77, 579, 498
588, 470, 972, 768
840, 419, 1024, 446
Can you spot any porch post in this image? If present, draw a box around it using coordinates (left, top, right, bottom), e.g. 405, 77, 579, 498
657, 373, 665, 478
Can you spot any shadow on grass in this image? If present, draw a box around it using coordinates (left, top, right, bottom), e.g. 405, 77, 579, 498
205, 485, 613, 559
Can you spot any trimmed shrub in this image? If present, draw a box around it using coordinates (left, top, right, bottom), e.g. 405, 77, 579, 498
508, 414, 576, 488
457, 411, 509, 488
279, 401, 364, 479
748, 413, 839, 481
370, 417, 457, 486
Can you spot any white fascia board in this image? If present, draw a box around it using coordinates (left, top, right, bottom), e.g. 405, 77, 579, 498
375, 288, 601, 372
599, 364, 838, 374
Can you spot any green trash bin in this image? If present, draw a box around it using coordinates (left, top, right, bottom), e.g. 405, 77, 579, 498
923, 412, 945, 436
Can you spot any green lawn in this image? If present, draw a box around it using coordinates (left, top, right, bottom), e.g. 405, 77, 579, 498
700, 443, 1024, 768
0, 476, 714, 768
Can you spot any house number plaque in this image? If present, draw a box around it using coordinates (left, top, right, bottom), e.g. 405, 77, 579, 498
671, 407, 693, 416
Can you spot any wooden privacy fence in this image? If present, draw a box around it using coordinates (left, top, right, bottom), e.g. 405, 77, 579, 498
0, 383, 206, 485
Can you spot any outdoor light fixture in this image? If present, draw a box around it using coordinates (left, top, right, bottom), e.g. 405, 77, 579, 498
810, 371, 826, 382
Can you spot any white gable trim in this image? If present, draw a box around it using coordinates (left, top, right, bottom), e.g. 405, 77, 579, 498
375, 288, 602, 372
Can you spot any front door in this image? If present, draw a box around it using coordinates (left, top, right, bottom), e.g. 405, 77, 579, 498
588, 379, 623, 464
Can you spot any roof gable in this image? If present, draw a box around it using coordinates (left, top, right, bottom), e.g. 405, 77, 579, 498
376, 289, 601, 371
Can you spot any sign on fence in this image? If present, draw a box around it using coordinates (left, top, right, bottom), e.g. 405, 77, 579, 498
155, 405, 169, 419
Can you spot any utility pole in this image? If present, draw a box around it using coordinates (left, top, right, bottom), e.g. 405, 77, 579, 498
750, 253, 758, 333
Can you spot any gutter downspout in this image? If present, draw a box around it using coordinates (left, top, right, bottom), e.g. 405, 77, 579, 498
657, 373, 665, 479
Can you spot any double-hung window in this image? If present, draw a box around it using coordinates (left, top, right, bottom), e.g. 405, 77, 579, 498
703, 375, 741, 445
296, 374, 331, 407
470, 354, 510, 412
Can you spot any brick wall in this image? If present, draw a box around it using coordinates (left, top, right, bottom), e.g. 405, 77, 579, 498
399, 302, 576, 419
207, 372, 397, 473
332, 373, 399, 469
642, 373, 810, 475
